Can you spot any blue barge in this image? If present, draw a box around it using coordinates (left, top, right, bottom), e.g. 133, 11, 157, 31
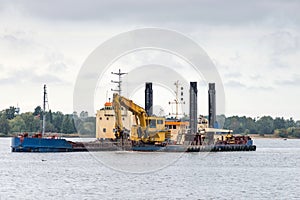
11, 137, 73, 152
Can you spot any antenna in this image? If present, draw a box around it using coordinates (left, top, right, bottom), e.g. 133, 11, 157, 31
111, 69, 127, 96
168, 80, 185, 119
42, 84, 48, 137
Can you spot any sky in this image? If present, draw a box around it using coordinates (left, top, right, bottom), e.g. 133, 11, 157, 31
0, 0, 299, 119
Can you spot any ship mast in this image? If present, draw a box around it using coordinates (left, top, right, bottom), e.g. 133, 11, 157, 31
169, 80, 185, 119
42, 84, 48, 137
111, 69, 127, 96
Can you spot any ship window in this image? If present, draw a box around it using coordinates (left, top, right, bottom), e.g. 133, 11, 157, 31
173, 125, 176, 129
149, 120, 156, 128
157, 120, 163, 124
168, 125, 172, 129
106, 117, 109, 120
122, 117, 125, 120
103, 128, 106, 133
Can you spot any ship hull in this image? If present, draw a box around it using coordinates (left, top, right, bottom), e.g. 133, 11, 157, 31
11, 137, 256, 152
132, 144, 256, 152
11, 137, 73, 152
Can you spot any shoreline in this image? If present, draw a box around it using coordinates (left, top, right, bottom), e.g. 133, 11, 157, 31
0, 133, 93, 138
247, 134, 298, 139
1, 134, 298, 139
215, 133, 298, 139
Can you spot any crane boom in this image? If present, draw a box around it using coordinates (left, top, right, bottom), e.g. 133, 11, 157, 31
113, 93, 147, 127
112, 93, 124, 138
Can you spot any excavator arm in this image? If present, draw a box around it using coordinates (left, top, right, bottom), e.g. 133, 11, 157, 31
112, 93, 171, 144
112, 93, 124, 139
112, 93, 148, 139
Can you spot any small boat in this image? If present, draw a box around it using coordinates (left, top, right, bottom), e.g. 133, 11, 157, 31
11, 134, 73, 152
11, 85, 73, 152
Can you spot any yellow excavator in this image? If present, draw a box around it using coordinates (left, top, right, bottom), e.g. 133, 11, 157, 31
112, 93, 171, 145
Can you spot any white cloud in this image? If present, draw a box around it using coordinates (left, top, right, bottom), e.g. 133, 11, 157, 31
224, 80, 246, 88
0, 0, 299, 119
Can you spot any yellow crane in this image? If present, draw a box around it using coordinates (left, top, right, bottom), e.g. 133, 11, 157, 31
112, 93, 171, 144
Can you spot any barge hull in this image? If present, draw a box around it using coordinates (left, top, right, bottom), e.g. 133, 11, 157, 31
11, 137, 73, 152
11, 137, 256, 152
132, 144, 256, 152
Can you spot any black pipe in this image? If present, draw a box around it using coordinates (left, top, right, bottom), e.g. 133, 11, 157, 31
145, 82, 153, 116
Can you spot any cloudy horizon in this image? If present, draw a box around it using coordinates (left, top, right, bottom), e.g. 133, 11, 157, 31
0, 0, 299, 119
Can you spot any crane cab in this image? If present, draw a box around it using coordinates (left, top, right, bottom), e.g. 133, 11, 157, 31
146, 116, 165, 131
130, 116, 171, 143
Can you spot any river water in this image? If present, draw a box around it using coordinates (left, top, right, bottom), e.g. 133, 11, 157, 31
0, 138, 299, 200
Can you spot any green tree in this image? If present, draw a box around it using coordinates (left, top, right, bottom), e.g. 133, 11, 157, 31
5, 106, 16, 120
33, 106, 42, 116
45, 121, 55, 132
296, 121, 300, 127
257, 116, 274, 134
274, 128, 288, 138
20, 112, 40, 132
52, 111, 64, 132
61, 115, 76, 134
0, 112, 10, 134
72, 117, 77, 133
75, 116, 95, 136
291, 128, 300, 138
224, 116, 240, 133
79, 122, 95, 135
237, 116, 247, 133
285, 117, 296, 128
9, 115, 26, 133
46, 110, 53, 124
245, 117, 257, 134
216, 114, 225, 128
274, 117, 285, 129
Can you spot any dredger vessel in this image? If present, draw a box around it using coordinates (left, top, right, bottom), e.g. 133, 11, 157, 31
11, 80, 256, 152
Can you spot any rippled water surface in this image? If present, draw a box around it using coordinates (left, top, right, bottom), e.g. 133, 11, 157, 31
0, 138, 299, 199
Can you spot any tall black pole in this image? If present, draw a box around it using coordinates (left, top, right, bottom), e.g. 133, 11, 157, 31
208, 83, 216, 128
42, 84, 47, 137
189, 82, 197, 135
145, 82, 153, 116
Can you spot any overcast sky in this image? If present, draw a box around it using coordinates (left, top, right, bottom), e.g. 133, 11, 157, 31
0, 0, 299, 119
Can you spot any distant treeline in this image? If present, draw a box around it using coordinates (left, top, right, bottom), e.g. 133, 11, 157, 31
0, 106, 95, 136
1, 106, 300, 138
222, 115, 300, 138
